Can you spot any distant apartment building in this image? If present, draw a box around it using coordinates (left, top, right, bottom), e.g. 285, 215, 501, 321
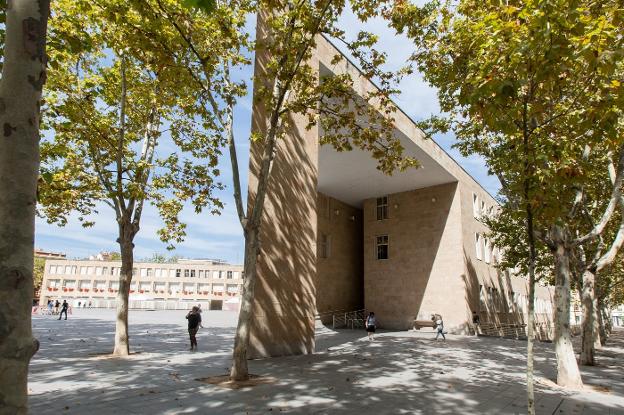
35, 248, 67, 259
39, 258, 244, 311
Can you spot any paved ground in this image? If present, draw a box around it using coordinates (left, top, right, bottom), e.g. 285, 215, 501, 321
29, 309, 624, 414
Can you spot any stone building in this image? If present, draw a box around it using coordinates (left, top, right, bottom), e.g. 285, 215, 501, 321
246, 31, 556, 359
39, 258, 244, 311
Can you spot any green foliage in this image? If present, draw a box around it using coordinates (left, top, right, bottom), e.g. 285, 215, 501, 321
38, 0, 249, 248
392, 0, 624, 271
142, 252, 181, 263
33, 257, 46, 291
181, 0, 215, 12
255, 0, 419, 176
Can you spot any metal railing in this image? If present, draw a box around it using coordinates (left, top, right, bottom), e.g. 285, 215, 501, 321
330, 309, 366, 329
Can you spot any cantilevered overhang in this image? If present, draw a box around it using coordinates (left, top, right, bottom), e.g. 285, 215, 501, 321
317, 128, 458, 207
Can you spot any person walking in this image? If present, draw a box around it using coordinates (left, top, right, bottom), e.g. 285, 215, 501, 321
434, 315, 445, 340
365, 312, 376, 341
58, 300, 68, 320
472, 310, 480, 336
186, 306, 203, 351
54, 300, 60, 315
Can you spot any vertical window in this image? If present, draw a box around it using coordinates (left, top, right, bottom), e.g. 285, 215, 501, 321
479, 284, 486, 311
155, 268, 161, 278
184, 269, 190, 278
319, 234, 331, 259
176, 269, 181, 278
376, 196, 388, 220
49, 265, 56, 274
65, 266, 72, 275
102, 267, 108, 275
205, 270, 211, 278
199, 270, 204, 278
140, 268, 147, 277
481, 200, 486, 218
80, 266, 87, 275
219, 271, 224, 279
147, 268, 153, 277
475, 233, 483, 260
87, 266, 94, 275
376, 235, 389, 260
472, 193, 479, 218
484, 238, 491, 264
190, 269, 196, 278
492, 288, 499, 311
227, 271, 233, 279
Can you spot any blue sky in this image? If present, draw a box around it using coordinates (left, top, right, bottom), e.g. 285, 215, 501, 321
35, 10, 500, 263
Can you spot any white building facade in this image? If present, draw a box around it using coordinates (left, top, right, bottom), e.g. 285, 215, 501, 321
39, 259, 244, 311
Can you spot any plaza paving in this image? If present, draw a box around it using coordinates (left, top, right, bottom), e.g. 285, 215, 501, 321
29, 309, 624, 414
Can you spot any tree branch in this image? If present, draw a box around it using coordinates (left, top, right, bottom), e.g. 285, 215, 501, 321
574, 143, 624, 246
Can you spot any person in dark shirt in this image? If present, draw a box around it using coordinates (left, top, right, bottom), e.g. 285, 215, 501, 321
186, 306, 203, 351
58, 300, 68, 320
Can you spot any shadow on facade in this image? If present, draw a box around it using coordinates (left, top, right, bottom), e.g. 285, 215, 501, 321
462, 253, 554, 341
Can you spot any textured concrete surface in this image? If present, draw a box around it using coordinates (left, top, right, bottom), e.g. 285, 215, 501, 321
29, 309, 624, 414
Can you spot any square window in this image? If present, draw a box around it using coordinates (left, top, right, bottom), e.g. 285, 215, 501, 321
319, 234, 331, 259
376, 235, 389, 260
475, 233, 483, 260
472, 193, 479, 218
376, 196, 388, 221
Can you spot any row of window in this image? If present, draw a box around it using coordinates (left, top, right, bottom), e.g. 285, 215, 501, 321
475, 233, 498, 264
479, 285, 552, 314
46, 279, 241, 293
321, 232, 490, 263
473, 193, 494, 219
47, 265, 241, 279
318, 233, 389, 260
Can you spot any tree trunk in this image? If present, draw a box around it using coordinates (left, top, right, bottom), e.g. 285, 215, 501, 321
0, 0, 49, 413
113, 235, 134, 356
597, 301, 608, 345
552, 228, 583, 389
524, 199, 538, 415
580, 269, 597, 365
526, 264, 536, 415
230, 227, 259, 381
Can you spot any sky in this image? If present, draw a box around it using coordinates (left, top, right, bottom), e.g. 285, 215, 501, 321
34, 9, 500, 263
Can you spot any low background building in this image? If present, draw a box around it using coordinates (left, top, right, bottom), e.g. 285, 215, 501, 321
39, 257, 244, 311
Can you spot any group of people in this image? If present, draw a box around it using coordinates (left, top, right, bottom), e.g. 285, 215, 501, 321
183, 309, 456, 350
44, 299, 70, 320
364, 311, 448, 341
42, 299, 94, 319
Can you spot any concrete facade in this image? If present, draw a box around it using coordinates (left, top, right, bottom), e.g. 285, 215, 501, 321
247, 32, 556, 357
316, 193, 364, 315
39, 259, 244, 311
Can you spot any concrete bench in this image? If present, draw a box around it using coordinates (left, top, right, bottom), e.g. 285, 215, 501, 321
413, 320, 436, 330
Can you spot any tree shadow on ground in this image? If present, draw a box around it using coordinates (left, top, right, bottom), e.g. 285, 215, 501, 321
29, 313, 624, 415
